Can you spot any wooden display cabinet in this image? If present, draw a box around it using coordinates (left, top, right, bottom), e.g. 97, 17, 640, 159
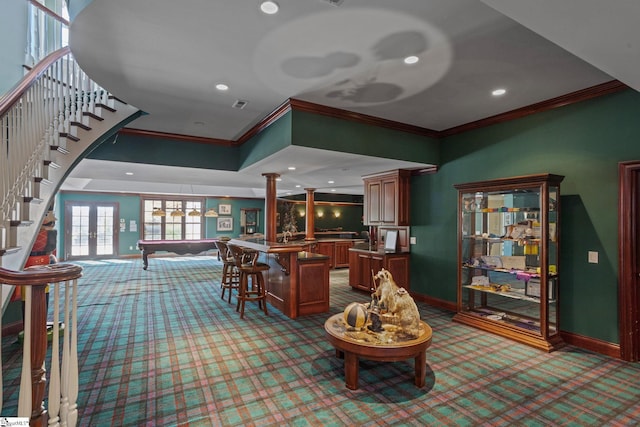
453, 174, 564, 352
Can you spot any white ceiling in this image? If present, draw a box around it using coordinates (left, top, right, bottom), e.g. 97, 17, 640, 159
64, 0, 639, 198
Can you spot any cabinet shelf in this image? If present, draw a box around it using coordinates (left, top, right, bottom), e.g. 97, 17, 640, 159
462, 285, 556, 304
454, 173, 564, 352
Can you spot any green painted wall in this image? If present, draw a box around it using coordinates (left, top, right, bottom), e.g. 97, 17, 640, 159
239, 112, 292, 169
410, 89, 640, 344
56, 192, 142, 258
204, 198, 265, 239
291, 110, 440, 164
89, 133, 239, 171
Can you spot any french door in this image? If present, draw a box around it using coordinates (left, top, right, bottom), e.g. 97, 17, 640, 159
64, 201, 119, 260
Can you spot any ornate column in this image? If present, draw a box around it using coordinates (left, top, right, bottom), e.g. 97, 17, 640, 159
305, 188, 316, 241
262, 173, 280, 242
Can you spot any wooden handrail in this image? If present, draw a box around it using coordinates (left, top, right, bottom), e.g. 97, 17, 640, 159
0, 46, 70, 118
0, 263, 82, 285
27, 0, 70, 26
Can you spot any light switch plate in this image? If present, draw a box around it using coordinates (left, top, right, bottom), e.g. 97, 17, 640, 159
588, 251, 598, 263
410, 237, 417, 244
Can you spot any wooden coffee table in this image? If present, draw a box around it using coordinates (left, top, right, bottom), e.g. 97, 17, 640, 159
324, 313, 433, 390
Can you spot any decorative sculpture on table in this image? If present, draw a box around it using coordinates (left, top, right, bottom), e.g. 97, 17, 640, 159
373, 269, 421, 338
340, 268, 421, 341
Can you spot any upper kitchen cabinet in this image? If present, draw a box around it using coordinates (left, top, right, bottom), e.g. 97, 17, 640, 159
363, 169, 411, 226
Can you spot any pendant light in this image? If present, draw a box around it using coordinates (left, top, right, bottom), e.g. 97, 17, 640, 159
204, 208, 219, 217
188, 208, 202, 217
152, 208, 166, 217
171, 207, 185, 217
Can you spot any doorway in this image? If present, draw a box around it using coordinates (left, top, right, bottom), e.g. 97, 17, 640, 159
64, 201, 119, 260
619, 161, 640, 361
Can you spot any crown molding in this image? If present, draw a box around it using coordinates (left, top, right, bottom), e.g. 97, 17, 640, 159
288, 98, 441, 139
119, 80, 629, 146
439, 80, 628, 138
118, 128, 235, 146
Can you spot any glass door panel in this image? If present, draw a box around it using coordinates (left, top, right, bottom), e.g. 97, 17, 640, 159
65, 201, 118, 259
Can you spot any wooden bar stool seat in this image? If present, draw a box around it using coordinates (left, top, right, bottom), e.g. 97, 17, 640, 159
228, 244, 270, 319
215, 240, 240, 303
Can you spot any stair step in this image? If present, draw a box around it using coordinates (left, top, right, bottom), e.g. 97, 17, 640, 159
10, 220, 34, 228
58, 132, 80, 143
23, 196, 43, 205
83, 111, 104, 122
0, 247, 22, 257
70, 121, 92, 131
50, 145, 70, 155
97, 102, 117, 113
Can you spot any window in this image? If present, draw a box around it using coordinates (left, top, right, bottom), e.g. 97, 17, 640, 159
142, 198, 203, 240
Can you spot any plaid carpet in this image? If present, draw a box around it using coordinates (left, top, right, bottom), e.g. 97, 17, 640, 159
2, 256, 640, 426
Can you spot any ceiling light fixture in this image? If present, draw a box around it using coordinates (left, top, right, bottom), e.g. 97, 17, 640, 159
492, 88, 507, 96
171, 208, 185, 217
404, 55, 419, 65
216, 83, 229, 91
188, 208, 202, 217
152, 207, 166, 217
260, 1, 279, 14
288, 166, 296, 171
125, 172, 133, 176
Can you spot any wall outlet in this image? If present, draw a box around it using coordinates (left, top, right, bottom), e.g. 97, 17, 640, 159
410, 236, 417, 245
588, 251, 598, 263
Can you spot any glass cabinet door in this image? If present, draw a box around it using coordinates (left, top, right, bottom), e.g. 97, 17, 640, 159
455, 174, 563, 351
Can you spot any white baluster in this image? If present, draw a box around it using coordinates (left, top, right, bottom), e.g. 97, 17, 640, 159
48, 282, 61, 427
67, 279, 79, 426
18, 286, 32, 418
60, 277, 70, 427
1, 283, 3, 413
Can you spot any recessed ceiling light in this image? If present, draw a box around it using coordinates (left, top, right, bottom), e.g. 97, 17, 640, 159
492, 88, 507, 96
295, 185, 301, 188
276, 177, 282, 182
125, 172, 134, 176
331, 189, 336, 192
215, 83, 229, 91
288, 166, 296, 171
260, 1, 279, 14
404, 56, 419, 65
328, 180, 335, 184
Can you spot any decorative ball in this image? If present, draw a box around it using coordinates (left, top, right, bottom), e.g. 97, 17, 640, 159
343, 302, 368, 329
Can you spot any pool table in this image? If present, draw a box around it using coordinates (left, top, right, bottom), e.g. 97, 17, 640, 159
137, 239, 218, 270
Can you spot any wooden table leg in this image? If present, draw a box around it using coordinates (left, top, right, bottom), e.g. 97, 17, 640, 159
142, 250, 150, 270
414, 350, 427, 387
344, 351, 359, 390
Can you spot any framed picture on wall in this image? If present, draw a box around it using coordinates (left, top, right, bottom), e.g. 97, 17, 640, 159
217, 217, 233, 231
219, 204, 232, 215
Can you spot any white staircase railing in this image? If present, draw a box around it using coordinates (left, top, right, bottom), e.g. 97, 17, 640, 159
0, 263, 83, 426
0, 46, 141, 425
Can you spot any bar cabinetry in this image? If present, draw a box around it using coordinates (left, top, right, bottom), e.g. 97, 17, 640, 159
348, 248, 410, 292
453, 174, 564, 352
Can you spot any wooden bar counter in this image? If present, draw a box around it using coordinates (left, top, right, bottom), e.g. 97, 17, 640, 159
228, 238, 330, 319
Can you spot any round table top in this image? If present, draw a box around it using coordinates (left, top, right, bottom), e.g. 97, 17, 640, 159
324, 313, 432, 351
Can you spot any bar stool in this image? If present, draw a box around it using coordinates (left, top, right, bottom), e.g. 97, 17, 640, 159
215, 240, 239, 303
227, 243, 270, 319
